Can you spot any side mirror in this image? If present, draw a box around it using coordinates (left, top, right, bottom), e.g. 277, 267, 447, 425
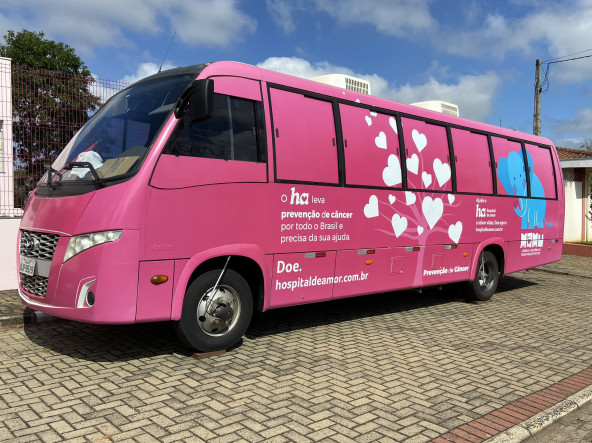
189, 79, 214, 122
174, 78, 214, 122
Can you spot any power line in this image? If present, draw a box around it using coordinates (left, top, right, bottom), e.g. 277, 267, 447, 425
542, 48, 592, 64
544, 53, 592, 65
533, 51, 592, 135
539, 53, 592, 95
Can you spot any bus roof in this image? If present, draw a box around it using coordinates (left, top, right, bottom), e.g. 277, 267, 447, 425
191, 61, 552, 147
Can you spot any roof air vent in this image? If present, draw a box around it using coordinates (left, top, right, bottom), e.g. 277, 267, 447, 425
310, 74, 371, 95
411, 100, 459, 117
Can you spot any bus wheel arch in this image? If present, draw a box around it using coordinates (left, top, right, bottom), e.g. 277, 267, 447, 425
174, 254, 265, 352
186, 255, 265, 313
465, 245, 504, 301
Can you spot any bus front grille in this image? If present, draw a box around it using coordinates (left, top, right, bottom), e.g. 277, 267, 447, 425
20, 274, 49, 298
20, 230, 60, 260
19, 230, 60, 297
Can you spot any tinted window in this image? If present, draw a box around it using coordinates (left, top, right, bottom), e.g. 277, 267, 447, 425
166, 93, 262, 162
451, 129, 493, 194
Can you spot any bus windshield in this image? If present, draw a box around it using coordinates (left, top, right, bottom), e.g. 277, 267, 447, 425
40, 74, 196, 185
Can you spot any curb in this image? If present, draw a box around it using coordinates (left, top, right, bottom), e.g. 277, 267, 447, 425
484, 385, 592, 443
562, 243, 592, 258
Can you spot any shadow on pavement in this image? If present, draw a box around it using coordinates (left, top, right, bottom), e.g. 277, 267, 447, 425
22, 275, 536, 362
246, 274, 537, 340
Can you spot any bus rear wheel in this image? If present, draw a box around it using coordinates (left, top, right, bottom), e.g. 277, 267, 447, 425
176, 269, 253, 352
464, 251, 499, 301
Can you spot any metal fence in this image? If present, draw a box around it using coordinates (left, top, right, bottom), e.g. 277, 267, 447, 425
0, 62, 128, 216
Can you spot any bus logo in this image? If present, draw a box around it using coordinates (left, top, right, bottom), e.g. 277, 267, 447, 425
521, 232, 544, 248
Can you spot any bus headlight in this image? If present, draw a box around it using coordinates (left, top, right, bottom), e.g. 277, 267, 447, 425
63, 230, 123, 262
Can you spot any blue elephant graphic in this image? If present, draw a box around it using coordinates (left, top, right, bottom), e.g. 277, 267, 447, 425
498, 150, 551, 229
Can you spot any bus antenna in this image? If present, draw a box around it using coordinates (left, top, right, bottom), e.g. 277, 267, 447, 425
158, 31, 176, 73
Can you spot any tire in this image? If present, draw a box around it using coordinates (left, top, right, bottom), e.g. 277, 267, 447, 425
176, 269, 253, 352
464, 251, 499, 301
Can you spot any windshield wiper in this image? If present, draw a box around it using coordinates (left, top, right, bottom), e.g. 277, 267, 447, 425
65, 162, 105, 187
45, 165, 63, 190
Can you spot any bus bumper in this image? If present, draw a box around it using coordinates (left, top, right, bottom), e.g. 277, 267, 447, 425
18, 229, 140, 324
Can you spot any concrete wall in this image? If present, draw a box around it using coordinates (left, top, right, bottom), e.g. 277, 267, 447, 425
586, 171, 592, 242
0, 217, 19, 290
563, 172, 583, 242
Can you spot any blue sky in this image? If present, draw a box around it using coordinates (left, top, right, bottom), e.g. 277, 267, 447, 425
1, 0, 592, 148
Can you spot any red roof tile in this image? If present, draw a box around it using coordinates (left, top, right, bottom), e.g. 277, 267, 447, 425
556, 147, 592, 159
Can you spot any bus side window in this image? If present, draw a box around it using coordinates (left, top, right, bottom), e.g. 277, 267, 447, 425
340, 104, 402, 188
451, 129, 493, 194
492, 137, 526, 197
166, 93, 261, 162
270, 88, 338, 184
401, 118, 452, 192
525, 144, 557, 199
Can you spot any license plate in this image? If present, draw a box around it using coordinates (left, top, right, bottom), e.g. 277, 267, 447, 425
20, 256, 36, 277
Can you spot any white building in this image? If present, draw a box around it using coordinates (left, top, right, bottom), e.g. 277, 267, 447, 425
558, 147, 592, 243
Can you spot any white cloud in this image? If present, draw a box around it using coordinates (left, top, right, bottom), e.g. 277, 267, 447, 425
391, 73, 502, 122
433, 1, 592, 84
0, 0, 257, 58
552, 108, 592, 137
264, 0, 435, 40
266, 0, 299, 34
554, 137, 586, 150
257, 56, 502, 122
262, 0, 592, 86
121, 62, 177, 85
311, 0, 435, 37
168, 1, 257, 47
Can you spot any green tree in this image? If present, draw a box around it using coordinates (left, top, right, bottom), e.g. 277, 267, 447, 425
0, 30, 101, 205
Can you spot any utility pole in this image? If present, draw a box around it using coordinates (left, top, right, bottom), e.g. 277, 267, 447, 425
533, 59, 541, 136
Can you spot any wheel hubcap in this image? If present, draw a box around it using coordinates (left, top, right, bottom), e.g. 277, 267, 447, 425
196, 285, 240, 336
478, 260, 494, 292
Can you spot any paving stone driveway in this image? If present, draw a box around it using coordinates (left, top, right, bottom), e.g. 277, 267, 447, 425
1, 264, 592, 442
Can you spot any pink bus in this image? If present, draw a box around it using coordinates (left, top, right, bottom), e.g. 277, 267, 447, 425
17, 61, 564, 352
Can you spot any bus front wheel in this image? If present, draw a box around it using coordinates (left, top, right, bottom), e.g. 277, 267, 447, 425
176, 269, 253, 352
464, 251, 499, 301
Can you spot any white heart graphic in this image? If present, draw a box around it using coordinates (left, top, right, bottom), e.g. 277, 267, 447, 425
365, 115, 372, 126
417, 226, 424, 236
434, 158, 451, 187
448, 194, 455, 205
375, 131, 387, 150
364, 195, 379, 218
388, 194, 396, 205
412, 129, 427, 152
389, 117, 398, 134
382, 154, 402, 187
422, 171, 432, 188
405, 191, 416, 205
406, 154, 419, 175
422, 196, 443, 229
391, 213, 408, 238
448, 221, 463, 244
370, 112, 377, 117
